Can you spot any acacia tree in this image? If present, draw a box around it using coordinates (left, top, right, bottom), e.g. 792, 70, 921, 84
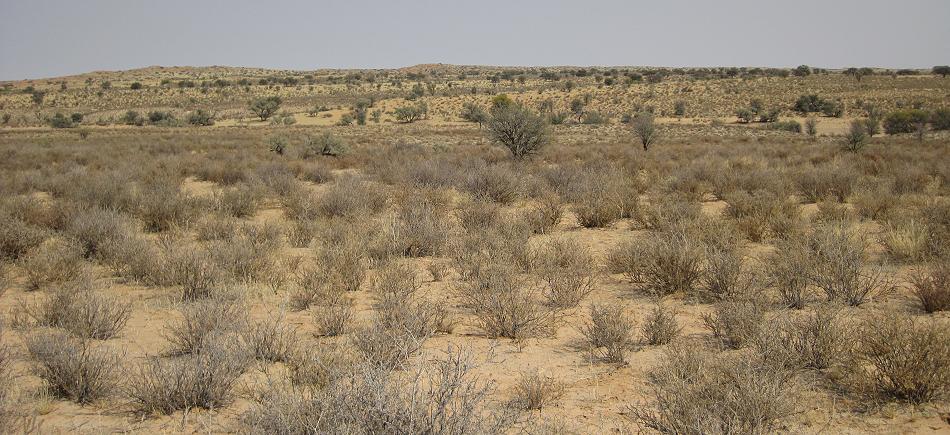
631, 112, 658, 151
394, 102, 427, 123
485, 104, 549, 158
249, 96, 282, 121
933, 66, 950, 78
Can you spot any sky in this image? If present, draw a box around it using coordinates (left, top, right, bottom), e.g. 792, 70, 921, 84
1, 0, 948, 81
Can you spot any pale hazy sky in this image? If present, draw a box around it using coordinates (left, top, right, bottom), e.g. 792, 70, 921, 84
1, 0, 948, 80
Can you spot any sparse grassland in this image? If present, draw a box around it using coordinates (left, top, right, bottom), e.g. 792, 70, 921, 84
0, 64, 947, 433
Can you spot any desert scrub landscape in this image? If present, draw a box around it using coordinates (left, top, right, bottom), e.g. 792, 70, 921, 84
0, 64, 949, 434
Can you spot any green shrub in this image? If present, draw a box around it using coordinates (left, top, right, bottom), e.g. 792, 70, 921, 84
793, 94, 825, 113
460, 102, 488, 125
120, 110, 145, 126
581, 110, 610, 124
48, 112, 73, 128
249, 96, 282, 121
884, 109, 929, 134
186, 109, 215, 126
930, 108, 950, 130
393, 102, 427, 123
767, 120, 801, 133
673, 100, 687, 117
303, 132, 348, 158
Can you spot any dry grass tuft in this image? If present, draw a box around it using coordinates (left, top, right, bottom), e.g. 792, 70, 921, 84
510, 369, 565, 411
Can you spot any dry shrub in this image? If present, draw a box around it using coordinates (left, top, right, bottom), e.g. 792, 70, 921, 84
919, 199, 950, 258
194, 215, 237, 241
754, 305, 853, 371
523, 192, 563, 234
244, 346, 514, 434
28, 281, 132, 340
352, 322, 426, 371
313, 302, 353, 337
318, 176, 387, 218
631, 345, 799, 435
212, 183, 263, 218
642, 304, 681, 346
612, 230, 705, 297
879, 219, 930, 263
457, 198, 502, 232
295, 161, 335, 184
460, 163, 522, 204
286, 219, 318, 248
290, 262, 338, 311
722, 189, 799, 242
701, 244, 756, 302
568, 167, 638, 228
162, 247, 220, 300
535, 238, 596, 308
854, 312, 950, 403
20, 237, 85, 290
134, 181, 199, 232
703, 296, 767, 349
0, 322, 13, 427
96, 232, 163, 284
851, 183, 897, 221
580, 304, 635, 364
452, 218, 536, 276
129, 335, 250, 415
0, 212, 47, 260
164, 295, 246, 355
0, 265, 9, 298
387, 194, 455, 257
196, 159, 247, 185
428, 261, 450, 282
766, 238, 812, 309
280, 188, 322, 221
287, 343, 350, 389
813, 197, 854, 223
808, 225, 892, 306
795, 163, 855, 203
320, 246, 366, 293
372, 262, 449, 338
207, 224, 279, 284
661, 168, 709, 202
911, 257, 950, 313
241, 315, 297, 363
456, 265, 554, 340
640, 199, 703, 236
25, 330, 121, 404
65, 207, 133, 259
510, 370, 564, 411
